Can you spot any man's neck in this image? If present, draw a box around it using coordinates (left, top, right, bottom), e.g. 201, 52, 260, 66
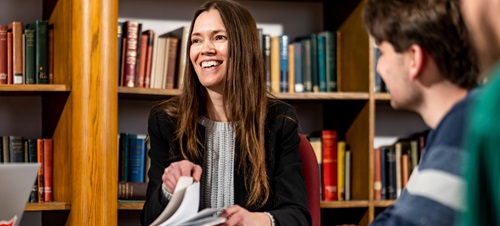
417, 82, 468, 129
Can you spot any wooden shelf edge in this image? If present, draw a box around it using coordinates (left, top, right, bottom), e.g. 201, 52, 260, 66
118, 87, 181, 96
25, 202, 71, 211
374, 93, 391, 101
0, 84, 70, 92
320, 200, 369, 208
372, 200, 395, 208
118, 200, 145, 210
274, 92, 370, 100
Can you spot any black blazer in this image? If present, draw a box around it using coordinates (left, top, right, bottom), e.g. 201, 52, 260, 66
140, 101, 311, 226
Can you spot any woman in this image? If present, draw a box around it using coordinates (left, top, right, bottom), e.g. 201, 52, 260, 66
140, 0, 311, 225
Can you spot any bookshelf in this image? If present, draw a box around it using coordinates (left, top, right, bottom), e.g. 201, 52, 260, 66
0, 0, 428, 225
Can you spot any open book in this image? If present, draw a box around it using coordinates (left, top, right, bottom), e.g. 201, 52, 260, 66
150, 176, 227, 226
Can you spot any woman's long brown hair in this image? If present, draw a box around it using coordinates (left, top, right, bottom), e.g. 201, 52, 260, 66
155, 0, 270, 208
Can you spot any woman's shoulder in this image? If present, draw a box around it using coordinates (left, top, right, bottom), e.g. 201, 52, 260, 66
266, 99, 298, 122
149, 101, 178, 125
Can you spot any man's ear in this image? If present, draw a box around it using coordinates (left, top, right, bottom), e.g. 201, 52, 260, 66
407, 44, 426, 81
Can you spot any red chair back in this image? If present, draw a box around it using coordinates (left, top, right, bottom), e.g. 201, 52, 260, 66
299, 133, 321, 226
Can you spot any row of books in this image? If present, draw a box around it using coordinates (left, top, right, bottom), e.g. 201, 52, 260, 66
118, 21, 188, 90
308, 130, 352, 201
0, 20, 54, 85
118, 133, 150, 184
262, 31, 339, 94
373, 131, 428, 200
0, 136, 54, 203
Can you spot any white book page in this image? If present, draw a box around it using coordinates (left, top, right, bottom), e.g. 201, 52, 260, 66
159, 182, 200, 226
150, 176, 194, 226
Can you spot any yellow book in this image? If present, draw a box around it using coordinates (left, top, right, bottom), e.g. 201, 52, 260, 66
337, 141, 346, 200
288, 43, 295, 93
270, 36, 280, 93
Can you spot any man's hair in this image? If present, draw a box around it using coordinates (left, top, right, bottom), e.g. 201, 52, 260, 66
363, 0, 479, 89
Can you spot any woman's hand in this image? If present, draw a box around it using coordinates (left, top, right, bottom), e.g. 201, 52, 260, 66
218, 205, 272, 226
162, 160, 202, 193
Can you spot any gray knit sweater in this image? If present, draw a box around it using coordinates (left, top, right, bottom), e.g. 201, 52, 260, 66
198, 116, 235, 210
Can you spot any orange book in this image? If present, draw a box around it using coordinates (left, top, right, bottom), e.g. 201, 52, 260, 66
0, 25, 7, 84
322, 130, 338, 201
164, 37, 178, 89
43, 138, 53, 202
7, 31, 13, 84
143, 30, 155, 88
402, 154, 409, 189
7, 22, 23, 84
37, 139, 44, 202
137, 33, 148, 88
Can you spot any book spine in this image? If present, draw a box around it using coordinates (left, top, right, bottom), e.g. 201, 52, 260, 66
395, 142, 402, 197
128, 135, 146, 182
301, 38, 312, 92
380, 147, 387, 200
293, 41, 303, 93
28, 139, 38, 203
322, 31, 337, 92
35, 20, 48, 84
309, 137, 322, 200
337, 141, 345, 200
43, 138, 53, 202
374, 148, 382, 200
118, 181, 147, 200
165, 38, 178, 89
264, 34, 271, 91
48, 25, 54, 84
8, 22, 23, 84
310, 34, 319, 92
317, 35, 327, 92
0, 26, 7, 84
3, 136, 10, 162
7, 31, 13, 84
345, 146, 351, 201
9, 136, 23, 162
124, 21, 139, 87
322, 130, 338, 201
386, 146, 397, 200
279, 35, 288, 93
402, 154, 409, 189
137, 34, 148, 88
287, 43, 294, 93
144, 30, 155, 88
24, 24, 36, 84
37, 139, 44, 202
270, 36, 280, 93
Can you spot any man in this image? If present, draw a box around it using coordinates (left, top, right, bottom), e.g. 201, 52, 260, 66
460, 0, 500, 225
363, 0, 479, 225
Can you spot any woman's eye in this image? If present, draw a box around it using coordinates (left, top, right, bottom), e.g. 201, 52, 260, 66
191, 38, 201, 44
214, 35, 227, 41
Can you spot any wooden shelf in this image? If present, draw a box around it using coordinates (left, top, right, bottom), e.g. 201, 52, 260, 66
0, 84, 70, 94
25, 202, 71, 211
374, 93, 391, 101
274, 92, 369, 100
320, 200, 369, 208
118, 200, 144, 210
118, 87, 181, 99
372, 200, 395, 208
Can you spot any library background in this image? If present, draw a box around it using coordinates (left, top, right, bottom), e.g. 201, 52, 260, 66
0, 0, 428, 225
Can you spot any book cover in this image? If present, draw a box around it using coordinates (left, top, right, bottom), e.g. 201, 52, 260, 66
128, 134, 146, 182
318, 31, 337, 92
160, 26, 189, 89
43, 138, 53, 202
118, 181, 147, 200
287, 43, 294, 93
374, 148, 382, 200
28, 139, 38, 203
150, 176, 226, 226
395, 142, 402, 197
279, 35, 289, 93
380, 146, 387, 200
301, 38, 312, 92
0, 25, 7, 84
48, 25, 54, 84
35, 20, 48, 84
143, 30, 155, 88
123, 21, 140, 87
310, 33, 319, 92
317, 34, 327, 92
137, 33, 148, 88
344, 145, 351, 201
164, 37, 179, 89
117, 22, 124, 86
7, 31, 13, 84
309, 136, 322, 200
8, 136, 23, 163
385, 146, 397, 200
263, 34, 271, 91
3, 136, 10, 162
119, 133, 136, 182
322, 130, 338, 201
24, 23, 36, 84
8, 22, 23, 84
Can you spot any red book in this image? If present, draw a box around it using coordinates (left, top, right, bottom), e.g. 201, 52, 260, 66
374, 148, 382, 200
143, 30, 155, 88
7, 22, 23, 84
123, 21, 140, 87
137, 34, 148, 88
7, 32, 13, 84
37, 139, 44, 202
322, 130, 338, 201
43, 139, 53, 202
0, 25, 7, 84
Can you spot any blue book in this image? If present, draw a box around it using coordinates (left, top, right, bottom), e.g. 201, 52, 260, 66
317, 35, 327, 92
294, 41, 303, 93
280, 35, 289, 92
119, 133, 136, 182
310, 34, 319, 92
374, 46, 383, 92
319, 31, 337, 92
128, 134, 146, 182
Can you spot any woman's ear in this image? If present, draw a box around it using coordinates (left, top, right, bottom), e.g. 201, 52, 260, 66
407, 44, 426, 81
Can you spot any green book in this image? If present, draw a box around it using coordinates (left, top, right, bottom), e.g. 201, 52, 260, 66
25, 23, 36, 84
35, 20, 48, 84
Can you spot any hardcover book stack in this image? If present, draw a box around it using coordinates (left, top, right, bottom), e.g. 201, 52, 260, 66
0, 136, 54, 203
0, 20, 54, 85
259, 29, 339, 94
118, 133, 149, 201
307, 130, 352, 201
373, 131, 428, 200
117, 21, 189, 90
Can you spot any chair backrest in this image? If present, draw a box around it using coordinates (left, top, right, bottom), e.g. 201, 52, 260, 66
299, 133, 321, 226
